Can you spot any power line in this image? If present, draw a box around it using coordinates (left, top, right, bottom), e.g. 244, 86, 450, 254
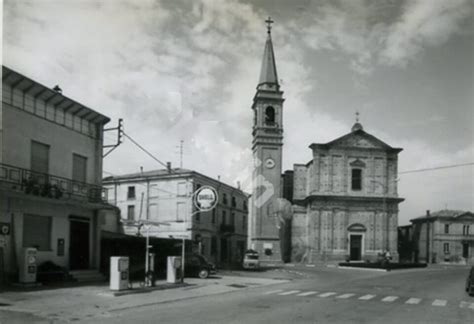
122, 131, 169, 169
399, 162, 474, 175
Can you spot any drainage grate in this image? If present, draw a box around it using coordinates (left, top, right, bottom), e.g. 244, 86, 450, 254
0, 303, 11, 307
228, 284, 247, 288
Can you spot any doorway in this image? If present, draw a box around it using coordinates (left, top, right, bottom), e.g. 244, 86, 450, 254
69, 219, 90, 270
463, 243, 469, 259
349, 235, 363, 261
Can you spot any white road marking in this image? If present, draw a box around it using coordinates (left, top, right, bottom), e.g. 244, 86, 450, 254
459, 301, 474, 309
432, 299, 447, 307
381, 296, 399, 302
264, 289, 284, 295
278, 290, 301, 296
405, 298, 422, 305
297, 291, 318, 297
336, 293, 355, 299
319, 292, 337, 298
359, 294, 376, 300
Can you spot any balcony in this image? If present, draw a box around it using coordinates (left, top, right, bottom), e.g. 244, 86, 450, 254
220, 224, 235, 234
0, 163, 107, 204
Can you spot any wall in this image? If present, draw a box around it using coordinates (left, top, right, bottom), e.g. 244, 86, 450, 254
2, 103, 103, 185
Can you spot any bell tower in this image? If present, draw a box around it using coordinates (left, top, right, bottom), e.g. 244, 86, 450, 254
250, 17, 284, 262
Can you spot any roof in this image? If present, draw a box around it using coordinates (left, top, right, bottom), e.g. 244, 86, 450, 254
2, 66, 110, 125
257, 33, 279, 90
309, 126, 403, 153
103, 168, 249, 196
411, 209, 474, 222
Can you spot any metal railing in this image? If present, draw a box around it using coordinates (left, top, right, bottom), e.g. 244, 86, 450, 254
0, 163, 107, 203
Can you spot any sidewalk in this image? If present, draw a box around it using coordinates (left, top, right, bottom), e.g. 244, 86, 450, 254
0, 275, 289, 323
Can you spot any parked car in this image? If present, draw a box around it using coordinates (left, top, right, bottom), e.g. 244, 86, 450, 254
184, 254, 216, 279
465, 266, 474, 296
243, 250, 260, 270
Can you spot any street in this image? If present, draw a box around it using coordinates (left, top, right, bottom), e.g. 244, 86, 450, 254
92, 266, 472, 323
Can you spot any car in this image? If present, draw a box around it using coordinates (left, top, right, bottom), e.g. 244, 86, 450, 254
243, 250, 260, 270
184, 254, 216, 279
466, 266, 474, 296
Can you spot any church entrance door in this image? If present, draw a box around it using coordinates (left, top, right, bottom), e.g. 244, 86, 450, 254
349, 235, 362, 261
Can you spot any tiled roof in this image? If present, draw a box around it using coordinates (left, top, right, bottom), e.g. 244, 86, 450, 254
411, 209, 472, 221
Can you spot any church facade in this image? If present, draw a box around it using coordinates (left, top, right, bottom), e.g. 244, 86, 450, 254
290, 123, 404, 263
248, 19, 404, 264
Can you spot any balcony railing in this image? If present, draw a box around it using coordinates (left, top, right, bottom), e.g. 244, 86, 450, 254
220, 224, 235, 234
0, 163, 107, 204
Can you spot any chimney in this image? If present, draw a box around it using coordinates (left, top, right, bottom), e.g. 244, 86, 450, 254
426, 210, 430, 217
218, 175, 221, 181
237, 181, 241, 190
140, 166, 143, 175
166, 162, 172, 173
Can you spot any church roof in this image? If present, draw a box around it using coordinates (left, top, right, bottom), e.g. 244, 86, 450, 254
257, 31, 279, 90
309, 123, 403, 153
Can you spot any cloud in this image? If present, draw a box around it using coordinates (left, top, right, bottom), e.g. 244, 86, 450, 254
298, 0, 472, 74
381, 0, 473, 66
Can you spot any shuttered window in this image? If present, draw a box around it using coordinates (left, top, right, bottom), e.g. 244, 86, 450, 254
72, 154, 87, 183
23, 214, 52, 251
31, 141, 50, 174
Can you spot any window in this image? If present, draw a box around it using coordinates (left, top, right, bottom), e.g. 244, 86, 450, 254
265, 106, 275, 125
212, 209, 216, 224
211, 236, 217, 256
177, 202, 186, 222
242, 215, 246, 230
72, 154, 87, 183
230, 213, 235, 226
222, 211, 227, 224
463, 225, 470, 236
444, 224, 450, 234
127, 186, 136, 199
195, 211, 200, 223
23, 214, 52, 250
351, 169, 362, 191
177, 182, 187, 196
231, 197, 237, 208
127, 205, 135, 221
31, 141, 50, 174
243, 201, 247, 211
223, 193, 228, 205
443, 242, 450, 254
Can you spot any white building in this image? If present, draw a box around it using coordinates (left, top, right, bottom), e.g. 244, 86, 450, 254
103, 167, 249, 266
0, 66, 113, 283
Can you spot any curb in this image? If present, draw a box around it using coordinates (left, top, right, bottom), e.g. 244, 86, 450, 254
102, 283, 191, 297
337, 266, 388, 272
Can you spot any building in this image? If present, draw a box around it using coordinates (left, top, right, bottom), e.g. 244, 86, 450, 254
410, 209, 474, 264
102, 167, 248, 267
0, 66, 113, 283
249, 19, 285, 263
248, 20, 404, 265
289, 122, 404, 263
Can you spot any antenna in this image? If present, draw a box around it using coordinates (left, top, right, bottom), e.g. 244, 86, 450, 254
176, 140, 184, 168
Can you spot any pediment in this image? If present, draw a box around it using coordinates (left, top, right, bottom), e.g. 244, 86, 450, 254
331, 132, 390, 150
347, 223, 367, 232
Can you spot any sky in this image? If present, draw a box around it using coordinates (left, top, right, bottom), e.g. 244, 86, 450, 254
3, 0, 473, 224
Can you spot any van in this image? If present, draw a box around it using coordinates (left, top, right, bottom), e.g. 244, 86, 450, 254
243, 250, 259, 270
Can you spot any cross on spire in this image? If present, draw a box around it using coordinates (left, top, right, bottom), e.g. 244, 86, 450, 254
265, 17, 274, 34
355, 110, 360, 123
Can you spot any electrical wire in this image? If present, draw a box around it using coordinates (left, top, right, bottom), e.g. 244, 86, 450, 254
399, 162, 474, 175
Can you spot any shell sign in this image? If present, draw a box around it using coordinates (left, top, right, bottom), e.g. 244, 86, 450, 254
193, 186, 218, 212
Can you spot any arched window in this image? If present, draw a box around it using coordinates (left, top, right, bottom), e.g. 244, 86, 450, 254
265, 106, 275, 125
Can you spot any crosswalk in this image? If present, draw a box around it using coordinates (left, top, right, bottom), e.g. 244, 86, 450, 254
262, 289, 474, 310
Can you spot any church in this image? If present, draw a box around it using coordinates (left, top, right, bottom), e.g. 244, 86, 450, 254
249, 19, 404, 264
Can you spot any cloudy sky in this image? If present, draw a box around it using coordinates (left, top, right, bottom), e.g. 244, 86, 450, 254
3, 0, 473, 224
